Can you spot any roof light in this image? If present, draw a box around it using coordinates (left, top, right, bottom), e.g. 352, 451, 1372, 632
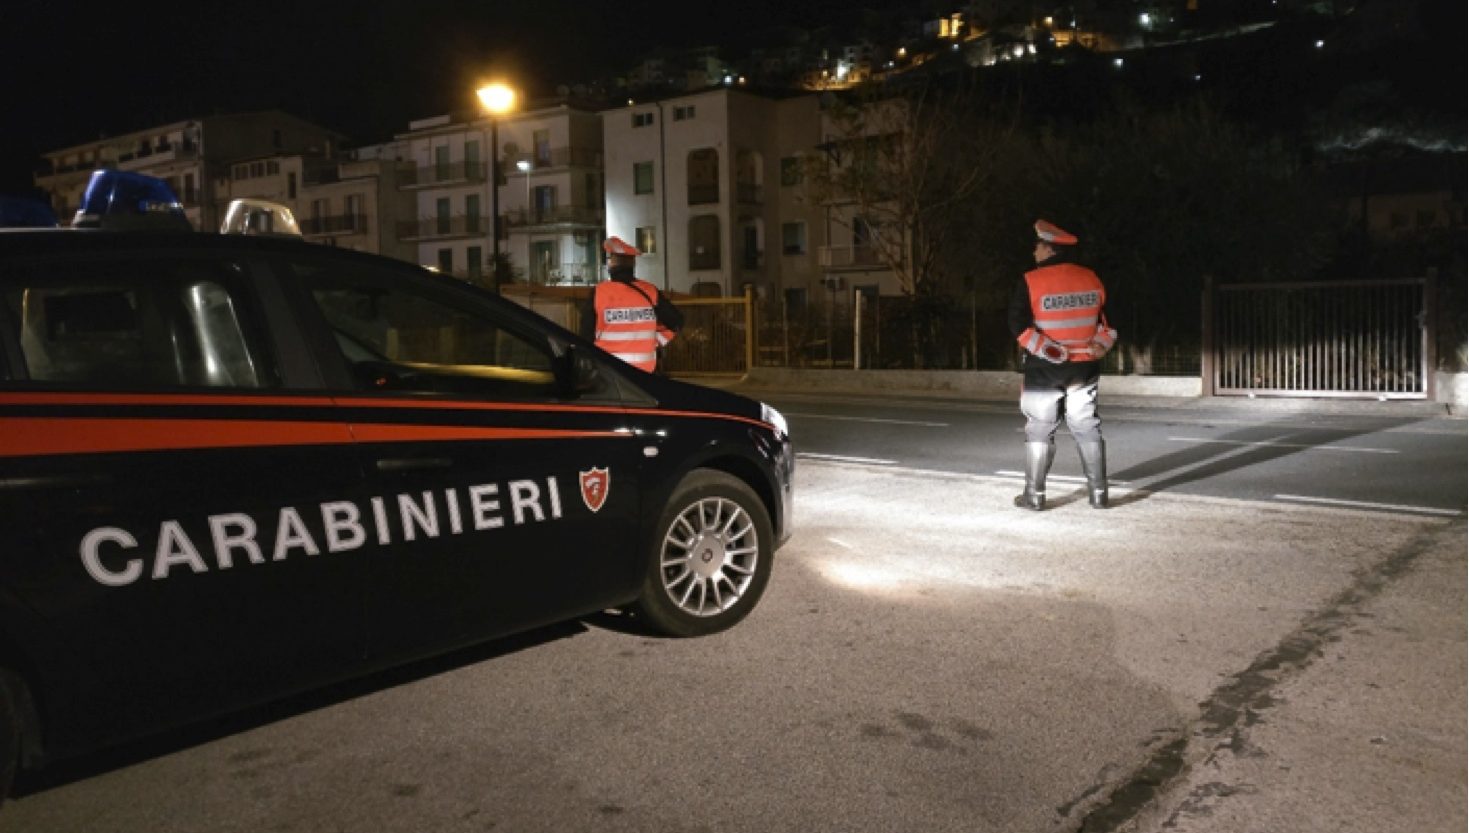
220, 198, 302, 236
0, 196, 58, 228
72, 170, 190, 231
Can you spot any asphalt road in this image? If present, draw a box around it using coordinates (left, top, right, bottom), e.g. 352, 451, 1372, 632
2, 394, 1464, 833
757, 390, 1467, 517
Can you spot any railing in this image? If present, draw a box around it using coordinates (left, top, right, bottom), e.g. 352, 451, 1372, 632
736, 182, 764, 205
504, 205, 603, 228
538, 263, 599, 285
1208, 277, 1428, 399
301, 214, 368, 236
396, 214, 489, 240
520, 147, 602, 169
399, 161, 489, 188
819, 245, 881, 268
688, 184, 720, 205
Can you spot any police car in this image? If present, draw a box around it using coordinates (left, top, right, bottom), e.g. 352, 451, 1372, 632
0, 171, 793, 801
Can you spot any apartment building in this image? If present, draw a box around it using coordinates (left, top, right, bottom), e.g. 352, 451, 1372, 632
602, 88, 832, 302
34, 111, 343, 232
394, 101, 603, 286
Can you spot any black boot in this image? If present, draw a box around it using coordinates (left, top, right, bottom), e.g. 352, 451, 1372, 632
1014, 441, 1054, 510
1077, 440, 1108, 508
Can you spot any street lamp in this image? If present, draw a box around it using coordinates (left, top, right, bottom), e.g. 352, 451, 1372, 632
476, 82, 517, 291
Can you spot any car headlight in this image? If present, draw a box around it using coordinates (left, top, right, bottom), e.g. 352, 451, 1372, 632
760, 402, 788, 439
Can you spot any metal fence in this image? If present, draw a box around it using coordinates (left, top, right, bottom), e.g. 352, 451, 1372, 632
1206, 277, 1429, 398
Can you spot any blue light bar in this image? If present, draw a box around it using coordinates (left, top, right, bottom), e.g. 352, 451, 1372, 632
72, 170, 192, 231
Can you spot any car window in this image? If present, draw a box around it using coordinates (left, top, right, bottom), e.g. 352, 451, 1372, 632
291, 260, 561, 400
0, 256, 280, 389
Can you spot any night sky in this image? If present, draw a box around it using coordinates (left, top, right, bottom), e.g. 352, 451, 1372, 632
2, 0, 857, 196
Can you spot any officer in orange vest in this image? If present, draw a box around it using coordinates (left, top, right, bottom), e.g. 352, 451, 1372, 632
593, 236, 681, 373
1008, 219, 1118, 510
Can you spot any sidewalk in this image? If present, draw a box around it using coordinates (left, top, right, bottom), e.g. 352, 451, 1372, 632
691, 367, 1466, 419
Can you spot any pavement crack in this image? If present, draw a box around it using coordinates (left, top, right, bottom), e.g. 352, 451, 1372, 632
1064, 522, 1457, 833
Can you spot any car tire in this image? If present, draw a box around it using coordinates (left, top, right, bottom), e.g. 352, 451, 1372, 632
634, 469, 774, 637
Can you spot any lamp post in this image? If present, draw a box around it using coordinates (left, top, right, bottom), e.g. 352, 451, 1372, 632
516, 159, 532, 282
476, 82, 517, 291
516, 159, 532, 221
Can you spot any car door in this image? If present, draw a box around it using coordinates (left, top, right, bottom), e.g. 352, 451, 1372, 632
0, 247, 368, 749
274, 252, 645, 662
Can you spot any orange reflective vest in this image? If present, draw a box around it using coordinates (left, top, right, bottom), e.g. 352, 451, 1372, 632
1016, 262, 1117, 363
594, 279, 675, 373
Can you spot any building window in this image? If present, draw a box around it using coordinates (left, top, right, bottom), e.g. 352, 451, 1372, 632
436, 197, 450, 234
687, 148, 719, 205
782, 222, 806, 255
267, 161, 280, 175
634, 162, 654, 195
467, 246, 482, 281
689, 216, 721, 270
465, 140, 480, 165
673, 105, 696, 121
466, 194, 481, 224
636, 226, 657, 255
632, 112, 655, 128
344, 194, 362, 230
780, 156, 803, 186
437, 249, 453, 273
287, 172, 297, 200
534, 129, 551, 165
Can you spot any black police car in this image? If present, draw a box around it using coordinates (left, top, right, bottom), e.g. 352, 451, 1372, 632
0, 172, 793, 801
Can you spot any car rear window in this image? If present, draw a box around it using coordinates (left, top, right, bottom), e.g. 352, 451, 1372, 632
1, 256, 280, 389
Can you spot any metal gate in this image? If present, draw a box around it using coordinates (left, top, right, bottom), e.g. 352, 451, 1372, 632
1205, 277, 1432, 399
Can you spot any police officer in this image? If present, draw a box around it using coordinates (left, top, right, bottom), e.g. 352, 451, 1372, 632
1008, 220, 1118, 510
592, 236, 682, 373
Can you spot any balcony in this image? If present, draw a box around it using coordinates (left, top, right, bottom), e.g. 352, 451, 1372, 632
688, 184, 720, 205
819, 245, 883, 269
396, 214, 489, 241
505, 205, 603, 229
519, 146, 602, 170
399, 161, 489, 189
301, 214, 368, 236
536, 262, 600, 286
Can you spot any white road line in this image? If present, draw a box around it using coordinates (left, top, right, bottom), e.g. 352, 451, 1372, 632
996, 470, 1132, 485
1168, 436, 1397, 454
798, 452, 898, 465
787, 412, 949, 427
1273, 494, 1463, 517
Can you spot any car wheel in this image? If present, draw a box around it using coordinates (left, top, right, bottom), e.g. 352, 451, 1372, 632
635, 469, 773, 637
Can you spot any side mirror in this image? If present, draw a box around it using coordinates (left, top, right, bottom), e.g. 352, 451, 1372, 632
552, 342, 606, 400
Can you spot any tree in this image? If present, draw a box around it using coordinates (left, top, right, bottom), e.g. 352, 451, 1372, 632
803, 79, 1011, 367
958, 96, 1335, 373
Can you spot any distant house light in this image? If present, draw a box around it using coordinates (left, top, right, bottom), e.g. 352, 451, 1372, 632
1139, 12, 1152, 26
1315, 39, 1325, 48
836, 62, 849, 80
1043, 16, 1053, 26
1113, 58, 1124, 68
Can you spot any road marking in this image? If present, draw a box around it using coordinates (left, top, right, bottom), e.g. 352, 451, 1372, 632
787, 412, 949, 427
996, 470, 1132, 485
798, 452, 898, 465
1169, 436, 1397, 454
1274, 494, 1463, 517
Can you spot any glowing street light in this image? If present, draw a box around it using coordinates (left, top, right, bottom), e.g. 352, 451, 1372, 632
476, 81, 518, 291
